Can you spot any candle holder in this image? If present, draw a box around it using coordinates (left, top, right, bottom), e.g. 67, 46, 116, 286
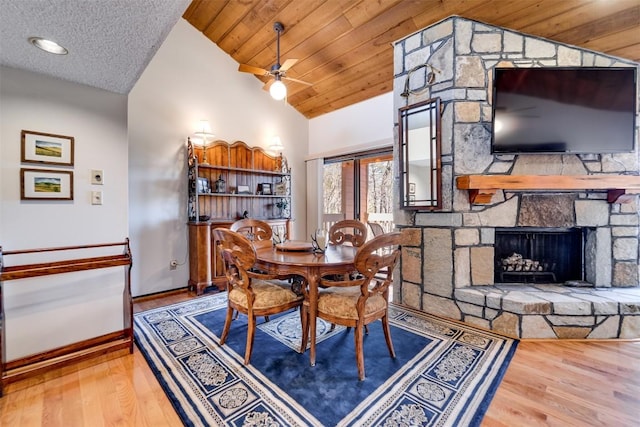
310, 229, 327, 253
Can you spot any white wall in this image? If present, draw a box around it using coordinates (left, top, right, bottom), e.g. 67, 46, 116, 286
128, 19, 309, 296
308, 91, 394, 158
0, 66, 129, 359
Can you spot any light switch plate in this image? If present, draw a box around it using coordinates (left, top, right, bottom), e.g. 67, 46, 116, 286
91, 169, 104, 185
91, 191, 103, 205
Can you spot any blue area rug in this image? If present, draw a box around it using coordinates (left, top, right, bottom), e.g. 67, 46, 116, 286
134, 293, 517, 426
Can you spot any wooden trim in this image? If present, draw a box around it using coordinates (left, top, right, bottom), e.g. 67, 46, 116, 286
456, 175, 640, 204
0, 239, 133, 396
3, 337, 131, 386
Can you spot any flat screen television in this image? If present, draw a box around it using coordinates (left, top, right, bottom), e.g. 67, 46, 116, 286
491, 67, 637, 154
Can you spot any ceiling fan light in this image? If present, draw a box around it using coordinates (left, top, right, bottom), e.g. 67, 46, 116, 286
270, 79, 287, 100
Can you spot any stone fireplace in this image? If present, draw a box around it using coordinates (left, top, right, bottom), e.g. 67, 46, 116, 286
392, 16, 640, 338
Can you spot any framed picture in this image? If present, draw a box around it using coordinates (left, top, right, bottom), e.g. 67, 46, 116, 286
21, 130, 74, 166
274, 181, 287, 196
21, 168, 73, 200
259, 183, 272, 195
197, 177, 210, 194
237, 185, 251, 194
409, 182, 416, 194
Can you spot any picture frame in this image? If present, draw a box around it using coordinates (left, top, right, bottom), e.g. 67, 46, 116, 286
197, 177, 210, 194
21, 130, 74, 166
409, 182, 416, 195
237, 185, 251, 194
21, 168, 73, 200
274, 181, 287, 196
259, 183, 272, 195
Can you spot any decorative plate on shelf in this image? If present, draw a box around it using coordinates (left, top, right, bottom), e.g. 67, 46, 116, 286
275, 241, 313, 252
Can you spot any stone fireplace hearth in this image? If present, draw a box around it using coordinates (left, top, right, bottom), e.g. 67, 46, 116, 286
392, 16, 640, 338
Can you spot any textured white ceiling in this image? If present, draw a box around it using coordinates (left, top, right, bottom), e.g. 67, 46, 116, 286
0, 0, 190, 94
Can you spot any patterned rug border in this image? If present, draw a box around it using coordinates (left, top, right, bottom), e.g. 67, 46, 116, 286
134, 293, 518, 426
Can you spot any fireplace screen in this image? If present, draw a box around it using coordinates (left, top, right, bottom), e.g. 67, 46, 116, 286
494, 228, 584, 284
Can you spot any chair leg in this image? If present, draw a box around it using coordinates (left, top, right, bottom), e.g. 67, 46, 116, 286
354, 321, 365, 381
382, 314, 396, 358
299, 304, 308, 353
219, 306, 234, 345
244, 314, 256, 365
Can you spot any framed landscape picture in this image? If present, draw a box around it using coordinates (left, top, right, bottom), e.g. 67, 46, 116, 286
21, 168, 73, 200
21, 130, 74, 166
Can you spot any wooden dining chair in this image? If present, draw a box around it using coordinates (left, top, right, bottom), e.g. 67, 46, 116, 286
213, 228, 304, 365
300, 232, 403, 380
230, 218, 273, 249
328, 219, 368, 247
367, 221, 385, 238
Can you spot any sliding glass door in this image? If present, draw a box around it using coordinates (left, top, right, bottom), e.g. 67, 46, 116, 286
322, 148, 393, 236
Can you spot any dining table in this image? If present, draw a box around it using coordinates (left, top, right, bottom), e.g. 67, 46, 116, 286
254, 241, 357, 366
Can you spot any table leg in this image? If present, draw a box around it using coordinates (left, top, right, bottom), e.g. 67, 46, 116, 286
308, 268, 319, 366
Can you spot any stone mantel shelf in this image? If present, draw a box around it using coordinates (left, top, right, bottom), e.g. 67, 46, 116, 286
456, 175, 640, 204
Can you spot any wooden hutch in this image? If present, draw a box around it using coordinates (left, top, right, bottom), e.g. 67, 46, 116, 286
187, 139, 291, 294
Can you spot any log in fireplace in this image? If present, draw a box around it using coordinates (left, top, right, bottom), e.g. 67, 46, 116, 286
494, 228, 585, 284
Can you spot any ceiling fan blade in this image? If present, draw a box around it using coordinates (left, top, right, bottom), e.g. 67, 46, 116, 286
282, 75, 313, 86
279, 58, 298, 72
262, 80, 274, 91
238, 63, 270, 76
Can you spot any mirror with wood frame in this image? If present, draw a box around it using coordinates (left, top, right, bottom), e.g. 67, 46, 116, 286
398, 97, 442, 210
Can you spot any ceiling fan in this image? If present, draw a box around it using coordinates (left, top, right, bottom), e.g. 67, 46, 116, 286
238, 22, 312, 100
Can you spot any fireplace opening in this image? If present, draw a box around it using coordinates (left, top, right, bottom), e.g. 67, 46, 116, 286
494, 228, 585, 284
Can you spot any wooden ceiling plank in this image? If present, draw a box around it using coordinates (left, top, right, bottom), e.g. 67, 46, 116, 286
583, 27, 640, 55
462, 0, 587, 33
518, 1, 635, 39
202, 0, 262, 43
284, 3, 423, 80
232, 0, 331, 65
552, 5, 640, 47
303, 80, 392, 118
182, 0, 227, 32
217, 0, 291, 55
609, 45, 640, 63
290, 16, 415, 91
342, 0, 406, 28
289, 51, 394, 107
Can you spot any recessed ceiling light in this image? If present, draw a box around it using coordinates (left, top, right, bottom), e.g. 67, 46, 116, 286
28, 37, 68, 55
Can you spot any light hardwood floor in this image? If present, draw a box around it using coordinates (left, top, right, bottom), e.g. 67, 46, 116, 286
1, 290, 639, 426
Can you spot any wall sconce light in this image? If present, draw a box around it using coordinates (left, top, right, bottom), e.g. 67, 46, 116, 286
193, 120, 215, 164
269, 77, 287, 100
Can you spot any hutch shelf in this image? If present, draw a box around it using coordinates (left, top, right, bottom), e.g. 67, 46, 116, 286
187, 139, 291, 294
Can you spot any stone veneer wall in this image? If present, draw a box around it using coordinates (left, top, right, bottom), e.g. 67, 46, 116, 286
392, 16, 640, 338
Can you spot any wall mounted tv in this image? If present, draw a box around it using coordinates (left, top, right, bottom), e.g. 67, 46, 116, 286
491, 67, 637, 154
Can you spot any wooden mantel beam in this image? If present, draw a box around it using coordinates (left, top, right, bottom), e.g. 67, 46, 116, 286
456, 175, 640, 204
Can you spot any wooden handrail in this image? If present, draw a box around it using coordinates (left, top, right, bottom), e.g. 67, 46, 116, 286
456, 175, 640, 204
0, 239, 133, 396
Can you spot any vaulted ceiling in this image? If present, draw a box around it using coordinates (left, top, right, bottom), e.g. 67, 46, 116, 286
183, 0, 640, 119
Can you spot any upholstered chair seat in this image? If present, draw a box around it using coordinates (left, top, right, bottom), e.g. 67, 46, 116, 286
316, 287, 386, 319
228, 279, 302, 310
